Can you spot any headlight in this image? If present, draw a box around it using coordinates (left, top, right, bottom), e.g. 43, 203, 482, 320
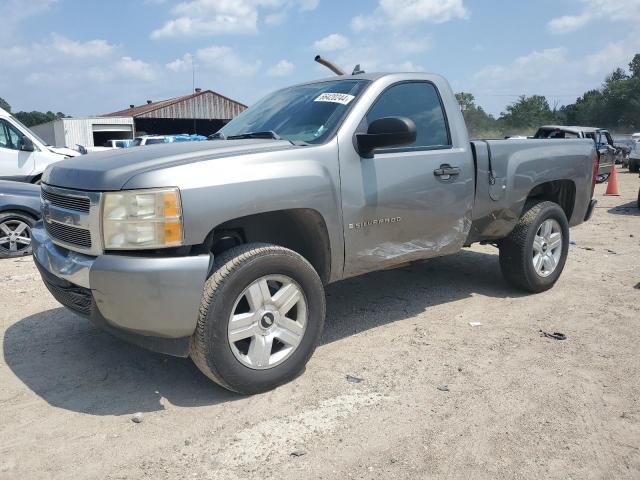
102, 188, 183, 249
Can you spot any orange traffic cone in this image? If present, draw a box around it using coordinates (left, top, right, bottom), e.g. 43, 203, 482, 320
604, 165, 620, 196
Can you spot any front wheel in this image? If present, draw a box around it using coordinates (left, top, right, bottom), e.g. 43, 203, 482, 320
0, 212, 36, 259
190, 243, 326, 394
498, 201, 569, 293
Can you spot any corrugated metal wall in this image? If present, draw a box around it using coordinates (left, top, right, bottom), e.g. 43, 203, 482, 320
56, 117, 134, 147
139, 92, 245, 120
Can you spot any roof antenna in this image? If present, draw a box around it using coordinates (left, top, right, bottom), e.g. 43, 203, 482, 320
351, 64, 365, 75
314, 55, 345, 76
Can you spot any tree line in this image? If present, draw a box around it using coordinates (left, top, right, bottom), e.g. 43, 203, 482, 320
0, 97, 67, 127
457, 53, 640, 139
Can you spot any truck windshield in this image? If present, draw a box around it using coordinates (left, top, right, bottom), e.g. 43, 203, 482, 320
217, 79, 370, 144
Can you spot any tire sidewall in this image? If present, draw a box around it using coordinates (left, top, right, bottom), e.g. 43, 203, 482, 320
522, 204, 570, 291
0, 212, 35, 259
202, 251, 325, 393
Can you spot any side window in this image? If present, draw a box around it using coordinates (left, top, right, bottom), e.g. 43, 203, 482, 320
366, 82, 450, 150
0, 120, 23, 150
0, 121, 9, 149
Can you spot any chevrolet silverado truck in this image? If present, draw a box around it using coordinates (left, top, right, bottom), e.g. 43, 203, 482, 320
33, 73, 598, 394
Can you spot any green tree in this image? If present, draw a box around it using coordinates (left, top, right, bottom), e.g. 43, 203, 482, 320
13, 110, 67, 127
455, 92, 498, 138
498, 95, 556, 134
0, 97, 10, 113
629, 54, 640, 78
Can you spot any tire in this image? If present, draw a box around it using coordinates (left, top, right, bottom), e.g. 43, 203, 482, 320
190, 243, 326, 394
629, 159, 639, 173
0, 211, 36, 259
498, 201, 569, 293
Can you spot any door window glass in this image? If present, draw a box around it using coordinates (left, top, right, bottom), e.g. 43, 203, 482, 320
366, 82, 450, 150
0, 120, 23, 150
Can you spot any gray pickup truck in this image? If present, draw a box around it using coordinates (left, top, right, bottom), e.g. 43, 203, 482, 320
33, 73, 597, 393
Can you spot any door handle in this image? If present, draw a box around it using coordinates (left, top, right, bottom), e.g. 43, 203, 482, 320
433, 164, 461, 179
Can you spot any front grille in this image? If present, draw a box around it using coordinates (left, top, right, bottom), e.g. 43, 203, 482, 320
45, 222, 92, 248
41, 189, 90, 213
42, 276, 93, 316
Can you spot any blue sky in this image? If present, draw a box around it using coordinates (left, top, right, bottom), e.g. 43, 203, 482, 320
2, 0, 639, 117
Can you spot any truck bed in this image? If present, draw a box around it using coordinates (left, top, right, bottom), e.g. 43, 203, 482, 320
466, 138, 596, 244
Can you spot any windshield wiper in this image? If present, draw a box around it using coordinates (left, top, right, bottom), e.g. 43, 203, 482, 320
226, 130, 281, 140
209, 132, 226, 140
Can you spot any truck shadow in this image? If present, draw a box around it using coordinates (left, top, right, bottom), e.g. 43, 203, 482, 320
4, 249, 520, 415
607, 201, 639, 216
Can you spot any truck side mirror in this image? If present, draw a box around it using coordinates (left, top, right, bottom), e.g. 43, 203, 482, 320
20, 136, 35, 152
355, 116, 416, 156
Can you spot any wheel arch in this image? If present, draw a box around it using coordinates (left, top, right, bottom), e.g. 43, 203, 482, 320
200, 208, 332, 285
524, 179, 576, 223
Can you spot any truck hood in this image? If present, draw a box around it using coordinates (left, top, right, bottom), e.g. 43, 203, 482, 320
42, 139, 296, 191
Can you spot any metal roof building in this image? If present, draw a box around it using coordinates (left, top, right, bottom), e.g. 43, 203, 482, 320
103, 88, 247, 137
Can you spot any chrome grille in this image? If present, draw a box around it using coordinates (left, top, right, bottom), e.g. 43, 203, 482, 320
41, 189, 90, 213
45, 222, 92, 248
41, 184, 102, 255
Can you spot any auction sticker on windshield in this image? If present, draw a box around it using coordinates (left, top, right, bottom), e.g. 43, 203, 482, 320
314, 93, 355, 105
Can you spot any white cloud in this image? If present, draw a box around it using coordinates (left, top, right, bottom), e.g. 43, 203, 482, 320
116, 57, 157, 81
0, 0, 56, 40
152, 0, 319, 39
471, 37, 640, 114
313, 33, 350, 52
194, 46, 261, 76
352, 0, 468, 32
51, 33, 116, 58
267, 59, 295, 76
548, 0, 640, 34
166, 53, 193, 72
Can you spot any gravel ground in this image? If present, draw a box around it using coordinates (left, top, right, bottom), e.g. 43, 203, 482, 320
1, 168, 638, 480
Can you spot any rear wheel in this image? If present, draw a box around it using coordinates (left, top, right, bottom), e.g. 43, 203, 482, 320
498, 201, 569, 293
190, 243, 325, 394
0, 212, 35, 259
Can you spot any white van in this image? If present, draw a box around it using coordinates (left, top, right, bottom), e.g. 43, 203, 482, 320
0, 107, 79, 183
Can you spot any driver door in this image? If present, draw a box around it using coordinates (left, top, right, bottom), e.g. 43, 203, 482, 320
338, 81, 474, 277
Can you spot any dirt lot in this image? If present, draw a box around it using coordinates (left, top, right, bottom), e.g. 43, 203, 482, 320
1, 168, 638, 480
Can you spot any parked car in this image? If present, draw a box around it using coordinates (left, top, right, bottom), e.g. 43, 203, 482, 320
33, 72, 597, 394
0, 180, 41, 258
534, 126, 615, 182
130, 135, 167, 146
103, 139, 133, 149
0, 107, 80, 183
629, 141, 640, 173
614, 139, 635, 167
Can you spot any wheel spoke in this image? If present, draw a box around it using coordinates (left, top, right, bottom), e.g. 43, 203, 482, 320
247, 335, 273, 368
548, 232, 562, 250
276, 317, 304, 347
272, 283, 301, 316
0, 236, 10, 245
228, 312, 258, 342
245, 279, 271, 310
533, 253, 544, 274
544, 254, 557, 272
14, 222, 28, 235
9, 241, 17, 252
0, 224, 13, 235
15, 236, 31, 245
540, 220, 552, 237
533, 235, 544, 254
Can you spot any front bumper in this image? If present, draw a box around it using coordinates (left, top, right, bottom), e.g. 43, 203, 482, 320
32, 222, 211, 356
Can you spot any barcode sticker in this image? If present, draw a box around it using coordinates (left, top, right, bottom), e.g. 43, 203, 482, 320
314, 93, 355, 105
